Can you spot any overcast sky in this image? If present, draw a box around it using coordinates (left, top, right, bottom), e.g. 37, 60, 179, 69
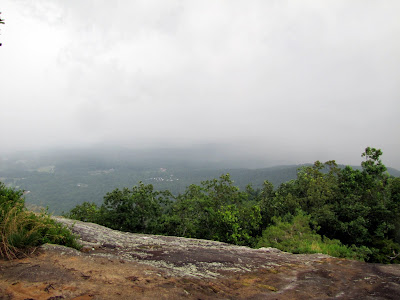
1, 0, 399, 168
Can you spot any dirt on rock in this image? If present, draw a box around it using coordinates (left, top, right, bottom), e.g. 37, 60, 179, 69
1, 217, 400, 299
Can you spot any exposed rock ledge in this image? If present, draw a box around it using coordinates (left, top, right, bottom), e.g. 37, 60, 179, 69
0, 217, 399, 299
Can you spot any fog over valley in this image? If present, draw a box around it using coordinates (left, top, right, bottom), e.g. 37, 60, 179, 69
1, 0, 399, 168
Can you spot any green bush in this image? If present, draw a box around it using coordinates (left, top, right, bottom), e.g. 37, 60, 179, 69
257, 212, 371, 261
0, 182, 81, 259
63, 201, 101, 223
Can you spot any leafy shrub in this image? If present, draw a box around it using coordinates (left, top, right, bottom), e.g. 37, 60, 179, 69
257, 212, 371, 261
0, 182, 80, 259
100, 183, 172, 234
63, 201, 101, 223
168, 174, 262, 246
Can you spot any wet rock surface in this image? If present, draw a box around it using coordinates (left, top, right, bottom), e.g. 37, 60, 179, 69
0, 217, 400, 299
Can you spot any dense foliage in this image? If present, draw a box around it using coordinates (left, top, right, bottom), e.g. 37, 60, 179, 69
257, 212, 371, 261
0, 182, 80, 259
66, 148, 400, 263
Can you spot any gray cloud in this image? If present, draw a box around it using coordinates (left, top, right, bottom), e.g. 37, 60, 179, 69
1, 0, 399, 168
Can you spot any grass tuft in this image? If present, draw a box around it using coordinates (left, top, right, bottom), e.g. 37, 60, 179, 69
1, 182, 81, 260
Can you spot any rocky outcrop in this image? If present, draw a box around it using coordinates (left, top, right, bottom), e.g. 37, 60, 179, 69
1, 217, 400, 299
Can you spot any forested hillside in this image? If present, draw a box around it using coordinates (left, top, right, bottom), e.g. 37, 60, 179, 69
1, 147, 399, 214
64, 147, 400, 264
0, 147, 311, 213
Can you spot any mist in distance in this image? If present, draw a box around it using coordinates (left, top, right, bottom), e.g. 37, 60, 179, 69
1, 1, 399, 169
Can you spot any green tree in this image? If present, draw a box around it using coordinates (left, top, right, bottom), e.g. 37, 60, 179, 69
333, 149, 397, 250
256, 148, 400, 263
214, 203, 261, 246
100, 182, 172, 234
361, 147, 387, 177
168, 174, 262, 246
64, 202, 101, 223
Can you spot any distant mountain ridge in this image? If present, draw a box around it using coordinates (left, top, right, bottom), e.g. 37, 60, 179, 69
0, 148, 399, 214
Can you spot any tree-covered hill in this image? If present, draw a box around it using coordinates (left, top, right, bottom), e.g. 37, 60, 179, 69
1, 147, 399, 214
